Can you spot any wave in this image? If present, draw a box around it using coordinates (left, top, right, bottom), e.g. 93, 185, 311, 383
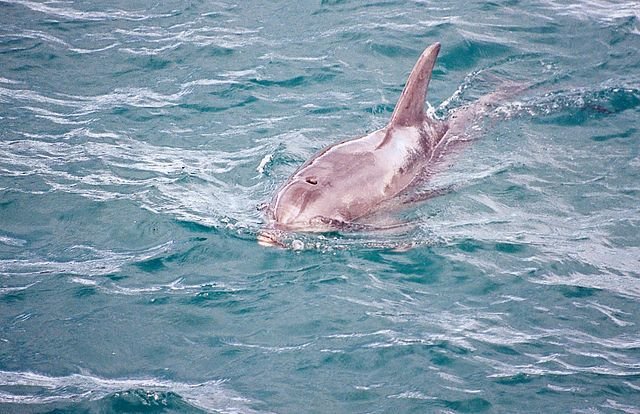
115, 24, 261, 55
67, 276, 246, 297
1, 0, 177, 21
1, 29, 119, 55
322, 272, 640, 387
0, 67, 265, 115
0, 370, 267, 413
0, 130, 267, 228
2, 17, 259, 66
0, 281, 38, 295
540, 0, 640, 24
0, 242, 173, 277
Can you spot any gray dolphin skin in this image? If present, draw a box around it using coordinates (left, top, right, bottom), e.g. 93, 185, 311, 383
260, 42, 491, 243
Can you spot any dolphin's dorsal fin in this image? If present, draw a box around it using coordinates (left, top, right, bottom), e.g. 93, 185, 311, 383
387, 42, 441, 129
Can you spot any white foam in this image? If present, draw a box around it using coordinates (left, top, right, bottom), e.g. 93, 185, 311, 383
3, 0, 174, 21
541, 0, 640, 23
0, 241, 173, 277
0, 282, 38, 295
0, 370, 268, 413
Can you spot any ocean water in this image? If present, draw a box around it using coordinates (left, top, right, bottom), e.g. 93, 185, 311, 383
1, 0, 639, 412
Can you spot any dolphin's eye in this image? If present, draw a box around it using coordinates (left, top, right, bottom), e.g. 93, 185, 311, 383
305, 177, 318, 185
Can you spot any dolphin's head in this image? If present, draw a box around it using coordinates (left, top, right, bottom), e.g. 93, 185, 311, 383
257, 180, 331, 247
267, 173, 342, 232
262, 142, 385, 235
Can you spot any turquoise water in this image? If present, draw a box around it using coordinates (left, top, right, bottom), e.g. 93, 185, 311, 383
1, 0, 639, 412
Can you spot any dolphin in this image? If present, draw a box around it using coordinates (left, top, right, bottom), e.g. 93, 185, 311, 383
260, 42, 496, 242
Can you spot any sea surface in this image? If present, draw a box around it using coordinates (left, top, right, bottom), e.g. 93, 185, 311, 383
1, 0, 639, 413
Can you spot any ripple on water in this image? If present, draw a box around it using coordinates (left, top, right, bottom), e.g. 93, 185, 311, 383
0, 370, 265, 413
2, 0, 178, 22
0, 250, 171, 280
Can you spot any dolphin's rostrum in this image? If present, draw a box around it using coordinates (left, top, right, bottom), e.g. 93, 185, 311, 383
261, 42, 493, 240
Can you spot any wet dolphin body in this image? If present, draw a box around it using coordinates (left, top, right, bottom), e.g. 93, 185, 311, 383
261, 42, 489, 239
